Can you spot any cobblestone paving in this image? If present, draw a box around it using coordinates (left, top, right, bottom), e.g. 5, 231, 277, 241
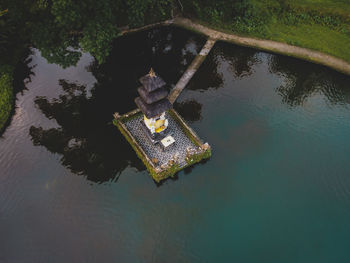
124, 112, 197, 168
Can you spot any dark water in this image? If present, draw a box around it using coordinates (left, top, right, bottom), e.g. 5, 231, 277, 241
1, 27, 350, 262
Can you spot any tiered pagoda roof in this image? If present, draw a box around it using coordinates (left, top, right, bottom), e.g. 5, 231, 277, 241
135, 69, 172, 118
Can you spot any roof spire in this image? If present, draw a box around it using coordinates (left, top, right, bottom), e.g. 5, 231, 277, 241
149, 68, 156, 78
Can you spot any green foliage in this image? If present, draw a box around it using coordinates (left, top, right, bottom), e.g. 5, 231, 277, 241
231, 0, 269, 34
126, 0, 149, 27
1, 0, 175, 69
0, 69, 13, 131
30, 0, 118, 66
31, 18, 82, 68
27, 0, 173, 67
2, 0, 350, 72
80, 21, 118, 64
182, 0, 269, 34
181, 0, 350, 35
0, 2, 32, 133
0, 3, 28, 65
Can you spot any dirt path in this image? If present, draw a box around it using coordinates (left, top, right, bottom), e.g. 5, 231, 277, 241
172, 17, 350, 75
121, 17, 350, 76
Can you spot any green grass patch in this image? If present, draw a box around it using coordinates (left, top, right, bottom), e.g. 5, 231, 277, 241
264, 22, 350, 62
284, 0, 350, 19
182, 0, 350, 64
0, 70, 14, 132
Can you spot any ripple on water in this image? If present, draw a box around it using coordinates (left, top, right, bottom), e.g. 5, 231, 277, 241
2, 27, 350, 261
0, 173, 26, 218
321, 169, 350, 214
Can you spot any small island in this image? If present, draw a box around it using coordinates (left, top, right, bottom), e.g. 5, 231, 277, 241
114, 69, 211, 182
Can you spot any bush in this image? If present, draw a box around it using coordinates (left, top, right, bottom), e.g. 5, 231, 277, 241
182, 0, 270, 34
181, 0, 350, 37
0, 69, 13, 131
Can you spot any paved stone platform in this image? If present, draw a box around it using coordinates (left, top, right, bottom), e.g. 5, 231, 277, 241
124, 112, 197, 168
114, 109, 211, 182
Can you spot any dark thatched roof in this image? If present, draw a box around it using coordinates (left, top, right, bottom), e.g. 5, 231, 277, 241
139, 74, 166, 92
135, 97, 172, 119
137, 86, 168, 104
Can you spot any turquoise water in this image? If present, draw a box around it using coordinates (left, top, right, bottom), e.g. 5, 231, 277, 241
176, 43, 350, 262
1, 28, 350, 262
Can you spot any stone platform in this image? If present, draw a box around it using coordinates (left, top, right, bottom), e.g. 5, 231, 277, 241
114, 109, 211, 182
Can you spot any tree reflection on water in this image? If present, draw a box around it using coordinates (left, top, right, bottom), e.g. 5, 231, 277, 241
218, 42, 260, 79
28, 27, 205, 183
187, 42, 260, 92
174, 100, 202, 122
29, 79, 146, 182
269, 55, 350, 107
30, 79, 145, 183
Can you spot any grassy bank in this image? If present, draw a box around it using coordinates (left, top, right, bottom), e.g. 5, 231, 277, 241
0, 68, 13, 132
181, 0, 350, 63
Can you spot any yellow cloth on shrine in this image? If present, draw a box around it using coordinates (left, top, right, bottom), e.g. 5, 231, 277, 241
144, 116, 166, 133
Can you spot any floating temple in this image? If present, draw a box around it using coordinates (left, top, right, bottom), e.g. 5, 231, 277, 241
114, 69, 211, 182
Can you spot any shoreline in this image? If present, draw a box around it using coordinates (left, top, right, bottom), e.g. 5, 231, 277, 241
121, 17, 350, 76
0, 72, 14, 135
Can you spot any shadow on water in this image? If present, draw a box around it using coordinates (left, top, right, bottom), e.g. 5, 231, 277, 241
29, 79, 146, 183
174, 100, 202, 122
215, 41, 261, 79
173, 42, 261, 123
92, 26, 206, 91
185, 40, 350, 109
29, 26, 206, 183
13, 49, 36, 94
269, 54, 350, 107
186, 42, 260, 92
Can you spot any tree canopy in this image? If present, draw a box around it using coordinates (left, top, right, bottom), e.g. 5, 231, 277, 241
1, 0, 173, 68
1, 0, 350, 68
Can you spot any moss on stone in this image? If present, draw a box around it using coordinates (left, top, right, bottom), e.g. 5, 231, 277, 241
185, 148, 211, 166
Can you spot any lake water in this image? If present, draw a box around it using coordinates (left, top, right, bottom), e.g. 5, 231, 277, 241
1, 27, 350, 262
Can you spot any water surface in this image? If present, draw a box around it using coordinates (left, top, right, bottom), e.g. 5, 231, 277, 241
1, 28, 350, 262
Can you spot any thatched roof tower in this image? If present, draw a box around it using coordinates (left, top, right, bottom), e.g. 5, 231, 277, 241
135, 69, 172, 118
